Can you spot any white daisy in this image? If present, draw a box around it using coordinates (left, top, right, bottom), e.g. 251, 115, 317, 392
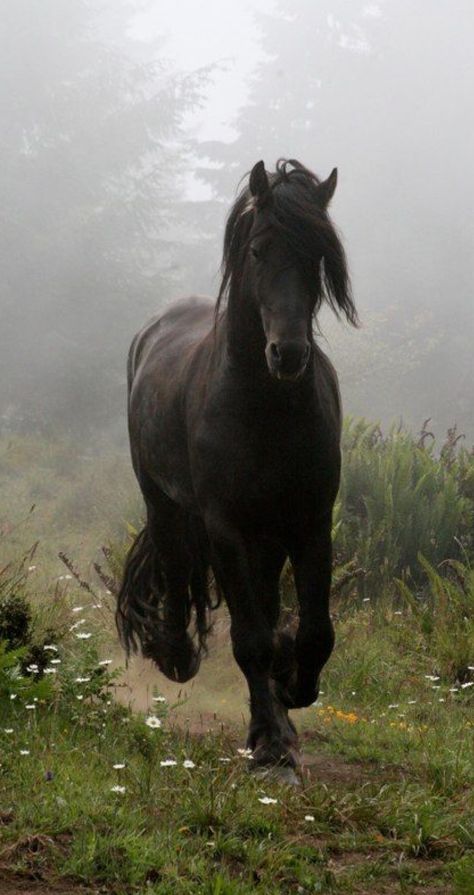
145, 716, 162, 729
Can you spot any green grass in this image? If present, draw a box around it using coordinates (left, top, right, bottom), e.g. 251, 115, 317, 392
0, 592, 472, 895
0, 428, 473, 893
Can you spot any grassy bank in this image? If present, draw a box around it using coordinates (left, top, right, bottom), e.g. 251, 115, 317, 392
0, 422, 473, 893
1, 576, 472, 894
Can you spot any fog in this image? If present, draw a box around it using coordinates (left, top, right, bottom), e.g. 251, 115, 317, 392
1, 0, 473, 441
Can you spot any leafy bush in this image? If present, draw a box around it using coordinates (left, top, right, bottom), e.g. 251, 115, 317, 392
335, 419, 473, 596
397, 556, 474, 682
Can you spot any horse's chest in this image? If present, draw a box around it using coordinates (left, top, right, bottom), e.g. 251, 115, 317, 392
196, 410, 337, 513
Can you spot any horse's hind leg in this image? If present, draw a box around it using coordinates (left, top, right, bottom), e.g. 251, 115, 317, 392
145, 490, 205, 683
117, 481, 205, 683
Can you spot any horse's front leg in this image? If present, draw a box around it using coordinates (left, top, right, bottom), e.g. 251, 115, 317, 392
281, 517, 335, 709
206, 515, 298, 767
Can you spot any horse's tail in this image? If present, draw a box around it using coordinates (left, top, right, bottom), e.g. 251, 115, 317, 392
115, 515, 219, 683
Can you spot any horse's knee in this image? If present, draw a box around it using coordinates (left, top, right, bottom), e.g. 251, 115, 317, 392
296, 616, 335, 667
231, 621, 274, 675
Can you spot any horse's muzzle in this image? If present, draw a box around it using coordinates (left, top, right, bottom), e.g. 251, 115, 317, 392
266, 340, 310, 382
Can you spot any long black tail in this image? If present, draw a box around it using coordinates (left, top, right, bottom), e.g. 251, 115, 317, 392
115, 516, 218, 683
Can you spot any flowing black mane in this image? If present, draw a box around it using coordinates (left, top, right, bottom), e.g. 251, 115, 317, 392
217, 158, 358, 326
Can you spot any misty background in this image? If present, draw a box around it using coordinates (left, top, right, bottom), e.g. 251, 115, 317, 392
1, 0, 473, 445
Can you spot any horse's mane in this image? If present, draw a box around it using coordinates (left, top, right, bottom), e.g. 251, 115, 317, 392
216, 158, 358, 326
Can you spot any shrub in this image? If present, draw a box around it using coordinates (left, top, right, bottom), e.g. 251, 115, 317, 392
335, 419, 473, 596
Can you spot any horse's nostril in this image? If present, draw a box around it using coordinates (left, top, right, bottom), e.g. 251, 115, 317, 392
270, 343, 280, 360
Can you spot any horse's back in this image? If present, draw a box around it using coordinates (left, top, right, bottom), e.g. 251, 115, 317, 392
128, 295, 214, 393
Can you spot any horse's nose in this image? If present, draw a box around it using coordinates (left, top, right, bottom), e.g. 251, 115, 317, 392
269, 340, 310, 378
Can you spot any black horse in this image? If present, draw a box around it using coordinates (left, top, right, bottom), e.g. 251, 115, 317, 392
117, 159, 358, 770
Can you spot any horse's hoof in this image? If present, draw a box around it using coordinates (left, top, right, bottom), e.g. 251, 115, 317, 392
153, 642, 201, 683
254, 765, 301, 786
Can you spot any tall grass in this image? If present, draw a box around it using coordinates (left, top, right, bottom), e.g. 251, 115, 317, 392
335, 419, 474, 596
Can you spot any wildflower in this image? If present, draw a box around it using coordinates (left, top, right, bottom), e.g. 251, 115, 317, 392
26, 664, 39, 673
152, 696, 167, 703
4, 729, 14, 734
183, 759, 195, 769
219, 757, 231, 763
76, 632, 92, 640
50, 658, 61, 665
64, 574, 73, 580
70, 620, 86, 631
438, 698, 445, 703
20, 750, 30, 755
44, 667, 58, 674
44, 645, 58, 652
449, 688, 459, 693
237, 748, 253, 757
25, 704, 36, 710
461, 682, 473, 689
110, 785, 126, 794
10, 694, 17, 700
394, 610, 402, 615
113, 763, 126, 770
425, 675, 440, 682
92, 603, 102, 609
76, 695, 84, 701
28, 565, 36, 571
145, 716, 162, 729
304, 815, 315, 822
75, 676, 91, 684
98, 659, 112, 666
408, 699, 417, 704
258, 796, 278, 805
388, 704, 399, 709
72, 606, 84, 613
362, 597, 370, 602
160, 759, 177, 767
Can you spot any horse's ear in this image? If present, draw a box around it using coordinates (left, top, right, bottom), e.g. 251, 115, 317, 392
316, 167, 338, 208
249, 160, 272, 206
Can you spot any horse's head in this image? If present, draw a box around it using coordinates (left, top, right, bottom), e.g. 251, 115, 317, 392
218, 159, 358, 381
